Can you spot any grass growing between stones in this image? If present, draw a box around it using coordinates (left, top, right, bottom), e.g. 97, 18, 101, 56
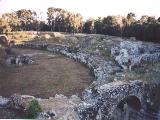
26, 100, 42, 119
121, 62, 160, 83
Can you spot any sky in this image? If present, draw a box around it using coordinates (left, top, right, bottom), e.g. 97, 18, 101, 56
0, 0, 160, 20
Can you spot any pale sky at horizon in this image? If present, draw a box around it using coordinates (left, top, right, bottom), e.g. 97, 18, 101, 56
0, 0, 160, 20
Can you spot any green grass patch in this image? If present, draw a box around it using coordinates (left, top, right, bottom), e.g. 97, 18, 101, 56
26, 100, 42, 119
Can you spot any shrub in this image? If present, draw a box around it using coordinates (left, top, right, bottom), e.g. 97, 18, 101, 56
26, 100, 42, 119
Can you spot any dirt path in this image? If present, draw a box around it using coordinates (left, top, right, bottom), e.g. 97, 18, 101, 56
0, 48, 93, 98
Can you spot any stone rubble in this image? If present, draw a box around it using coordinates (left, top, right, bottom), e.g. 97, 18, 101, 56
0, 96, 10, 108
0, 94, 81, 119
111, 41, 160, 70
6, 55, 34, 66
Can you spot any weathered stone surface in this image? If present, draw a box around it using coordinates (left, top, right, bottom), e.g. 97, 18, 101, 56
6, 55, 34, 66
52, 32, 65, 39
0, 96, 10, 107
111, 41, 160, 70
37, 94, 81, 120
10, 94, 35, 110
6, 94, 81, 120
78, 80, 146, 120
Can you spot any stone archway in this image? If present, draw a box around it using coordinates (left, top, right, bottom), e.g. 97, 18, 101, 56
117, 95, 141, 111
112, 95, 141, 120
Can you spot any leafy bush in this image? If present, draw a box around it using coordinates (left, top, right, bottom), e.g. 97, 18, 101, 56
26, 100, 42, 119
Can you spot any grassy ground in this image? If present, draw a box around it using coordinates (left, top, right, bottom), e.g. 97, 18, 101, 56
0, 48, 93, 98
123, 62, 160, 83
7, 31, 67, 44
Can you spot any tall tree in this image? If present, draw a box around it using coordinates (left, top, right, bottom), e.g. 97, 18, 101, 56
16, 9, 37, 31
47, 7, 63, 31
82, 18, 95, 34
140, 15, 149, 24
102, 16, 121, 35
47, 7, 83, 33
0, 17, 11, 33
127, 12, 136, 25
147, 16, 156, 23
94, 17, 103, 34
2, 12, 20, 31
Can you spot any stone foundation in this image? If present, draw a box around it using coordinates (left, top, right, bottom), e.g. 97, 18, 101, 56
5, 55, 34, 66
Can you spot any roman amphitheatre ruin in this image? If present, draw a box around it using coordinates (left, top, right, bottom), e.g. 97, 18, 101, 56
0, 32, 160, 119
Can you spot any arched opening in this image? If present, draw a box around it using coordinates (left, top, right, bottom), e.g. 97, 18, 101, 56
112, 96, 142, 120
117, 95, 141, 111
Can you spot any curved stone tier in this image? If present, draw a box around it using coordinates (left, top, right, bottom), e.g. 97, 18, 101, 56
11, 40, 160, 119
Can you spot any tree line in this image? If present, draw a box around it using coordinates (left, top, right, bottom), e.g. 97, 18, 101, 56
0, 8, 160, 42
0, 8, 83, 33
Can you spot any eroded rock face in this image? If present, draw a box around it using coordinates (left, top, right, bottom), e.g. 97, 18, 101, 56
111, 41, 160, 70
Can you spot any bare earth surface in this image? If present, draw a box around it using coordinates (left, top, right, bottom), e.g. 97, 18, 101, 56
0, 48, 93, 98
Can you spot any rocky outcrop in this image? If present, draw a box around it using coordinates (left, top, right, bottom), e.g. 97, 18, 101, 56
111, 41, 160, 70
